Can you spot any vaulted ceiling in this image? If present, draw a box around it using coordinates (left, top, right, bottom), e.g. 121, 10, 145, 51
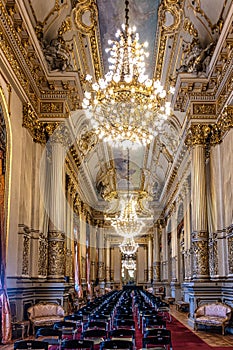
1, 0, 232, 238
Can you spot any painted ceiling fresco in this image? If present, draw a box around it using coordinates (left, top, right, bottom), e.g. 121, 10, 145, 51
96, 0, 161, 78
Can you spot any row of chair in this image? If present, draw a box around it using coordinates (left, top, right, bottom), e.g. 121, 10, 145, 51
14, 288, 173, 349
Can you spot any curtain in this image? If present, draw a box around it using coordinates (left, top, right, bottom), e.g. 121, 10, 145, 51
0, 151, 12, 343
74, 240, 82, 298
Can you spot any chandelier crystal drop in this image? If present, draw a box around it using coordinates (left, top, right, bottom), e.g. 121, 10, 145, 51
120, 237, 139, 255
82, 0, 174, 145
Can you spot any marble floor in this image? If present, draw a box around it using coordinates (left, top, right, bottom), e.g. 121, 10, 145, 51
170, 304, 233, 347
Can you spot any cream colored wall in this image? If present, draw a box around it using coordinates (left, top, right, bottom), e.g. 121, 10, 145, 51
220, 129, 233, 228
0, 74, 44, 282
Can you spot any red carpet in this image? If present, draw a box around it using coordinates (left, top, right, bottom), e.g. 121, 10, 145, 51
166, 316, 233, 350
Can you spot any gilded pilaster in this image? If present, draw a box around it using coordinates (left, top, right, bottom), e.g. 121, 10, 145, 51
186, 124, 209, 279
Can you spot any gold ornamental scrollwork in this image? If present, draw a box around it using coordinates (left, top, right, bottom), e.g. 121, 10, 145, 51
23, 103, 59, 143
74, 0, 98, 34
183, 18, 198, 37
186, 107, 233, 148
185, 124, 212, 147
78, 129, 98, 157
158, 0, 182, 34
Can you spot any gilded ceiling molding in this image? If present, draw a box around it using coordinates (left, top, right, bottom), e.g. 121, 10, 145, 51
74, 0, 97, 33
73, 0, 102, 80
155, 0, 183, 79
158, 0, 182, 34
22, 103, 59, 144
183, 18, 198, 37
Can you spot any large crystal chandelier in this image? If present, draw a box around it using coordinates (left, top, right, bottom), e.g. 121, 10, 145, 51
82, 0, 173, 146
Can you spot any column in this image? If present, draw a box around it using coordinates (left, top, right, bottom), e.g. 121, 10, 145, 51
97, 225, 105, 294
147, 234, 153, 283
183, 180, 192, 281
186, 125, 209, 280
153, 223, 161, 282
47, 138, 66, 280
105, 237, 111, 283
65, 180, 74, 282
90, 223, 97, 284
171, 209, 178, 282
79, 205, 87, 284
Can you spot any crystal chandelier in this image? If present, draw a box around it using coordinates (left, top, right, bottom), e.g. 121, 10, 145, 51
112, 148, 144, 238
112, 196, 144, 237
120, 237, 139, 255
82, 0, 174, 146
122, 256, 136, 270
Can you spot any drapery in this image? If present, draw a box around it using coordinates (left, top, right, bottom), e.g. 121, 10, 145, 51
0, 152, 12, 343
74, 240, 83, 298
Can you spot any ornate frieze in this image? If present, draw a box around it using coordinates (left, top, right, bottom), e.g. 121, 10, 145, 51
193, 103, 216, 116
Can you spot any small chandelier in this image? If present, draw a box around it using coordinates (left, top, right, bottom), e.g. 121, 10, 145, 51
112, 197, 144, 237
82, 0, 174, 146
120, 237, 139, 255
122, 256, 136, 270
112, 148, 144, 238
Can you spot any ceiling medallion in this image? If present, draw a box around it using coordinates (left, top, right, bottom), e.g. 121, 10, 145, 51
82, 0, 174, 146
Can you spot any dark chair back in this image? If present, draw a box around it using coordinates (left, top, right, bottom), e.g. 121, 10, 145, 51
61, 339, 94, 350
115, 319, 135, 330
143, 332, 172, 349
35, 328, 62, 344
100, 340, 133, 350
14, 341, 48, 350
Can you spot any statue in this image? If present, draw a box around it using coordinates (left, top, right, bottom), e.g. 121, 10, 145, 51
43, 36, 73, 72
177, 38, 215, 74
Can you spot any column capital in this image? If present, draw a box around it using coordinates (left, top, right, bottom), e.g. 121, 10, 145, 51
185, 124, 212, 147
